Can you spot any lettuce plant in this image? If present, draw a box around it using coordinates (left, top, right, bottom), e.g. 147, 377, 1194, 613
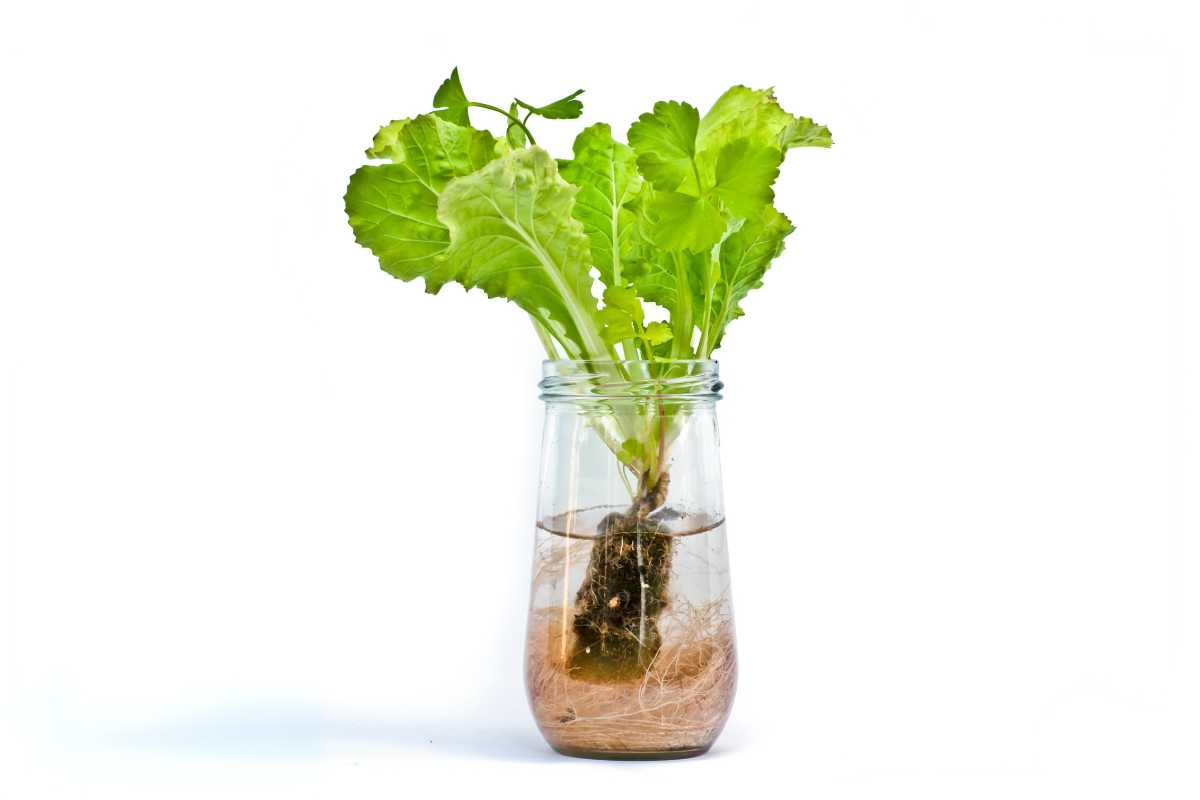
347, 69, 828, 419
345, 72, 829, 676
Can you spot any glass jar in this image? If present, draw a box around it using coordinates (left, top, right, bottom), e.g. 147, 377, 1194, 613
525, 360, 736, 759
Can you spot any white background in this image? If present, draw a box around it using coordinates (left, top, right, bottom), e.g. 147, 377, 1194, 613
2, 1, 1197, 797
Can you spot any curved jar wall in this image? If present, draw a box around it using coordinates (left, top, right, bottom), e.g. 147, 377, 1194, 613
525, 360, 736, 760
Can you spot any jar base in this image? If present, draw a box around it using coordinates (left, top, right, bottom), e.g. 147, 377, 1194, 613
550, 743, 712, 761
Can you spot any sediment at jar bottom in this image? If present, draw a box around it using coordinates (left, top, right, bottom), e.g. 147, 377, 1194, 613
526, 600, 737, 756
568, 511, 673, 682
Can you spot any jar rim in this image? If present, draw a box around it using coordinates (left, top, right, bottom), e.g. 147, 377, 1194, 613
539, 359, 722, 401
542, 358, 717, 367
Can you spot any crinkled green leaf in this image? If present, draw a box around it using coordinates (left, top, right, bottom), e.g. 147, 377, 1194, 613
629, 94, 787, 246
627, 101, 701, 193
780, 115, 833, 148
559, 124, 643, 286
641, 190, 725, 253
603, 285, 644, 326
704, 205, 795, 353
432, 67, 470, 126
630, 249, 683, 316
598, 305, 636, 344
345, 163, 448, 282
400, 114, 498, 192
698, 87, 787, 145
697, 85, 822, 152
691, 88, 798, 221
366, 118, 411, 161
642, 321, 673, 346
630, 246, 707, 357
516, 89, 584, 120
712, 139, 782, 218
345, 115, 500, 287
434, 147, 608, 359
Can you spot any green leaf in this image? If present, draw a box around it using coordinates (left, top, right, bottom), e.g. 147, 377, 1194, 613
695, 86, 831, 187
603, 285, 644, 326
346, 162, 448, 283
598, 305, 636, 344
696, 86, 811, 152
642, 321, 673, 347
704, 205, 795, 353
516, 89, 584, 120
631, 247, 705, 358
365, 118, 411, 161
400, 115, 499, 192
712, 139, 782, 218
345, 115, 500, 288
559, 124, 643, 287
631, 249, 685, 318
628, 95, 786, 243
432, 67, 470, 126
780, 115, 833, 148
621, 84, 827, 353
640, 191, 725, 253
627, 101, 701, 193
434, 147, 608, 360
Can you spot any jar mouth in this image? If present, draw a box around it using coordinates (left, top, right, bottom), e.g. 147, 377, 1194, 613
540, 359, 722, 401
542, 358, 716, 367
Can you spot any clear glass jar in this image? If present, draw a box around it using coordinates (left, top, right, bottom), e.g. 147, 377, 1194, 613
525, 360, 736, 759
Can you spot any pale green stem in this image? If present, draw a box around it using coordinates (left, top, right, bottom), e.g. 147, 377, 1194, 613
531, 318, 562, 358
670, 252, 694, 358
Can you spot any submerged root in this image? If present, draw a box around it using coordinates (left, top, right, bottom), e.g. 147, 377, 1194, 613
527, 599, 736, 754
568, 512, 673, 682
567, 470, 675, 682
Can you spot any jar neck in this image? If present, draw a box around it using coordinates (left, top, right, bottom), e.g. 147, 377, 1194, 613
539, 360, 722, 403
